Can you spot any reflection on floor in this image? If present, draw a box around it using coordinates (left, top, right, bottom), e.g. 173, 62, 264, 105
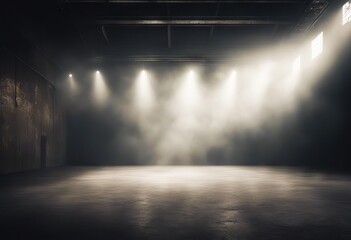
1, 166, 351, 239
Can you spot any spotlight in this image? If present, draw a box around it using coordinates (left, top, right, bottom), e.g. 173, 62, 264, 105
218, 69, 237, 108
229, 70, 237, 80
134, 69, 154, 112
188, 70, 195, 78
140, 70, 147, 80
68, 74, 78, 93
93, 70, 108, 106
311, 32, 323, 60
176, 69, 200, 108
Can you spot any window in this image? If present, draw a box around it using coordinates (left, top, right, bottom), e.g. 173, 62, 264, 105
343, 1, 351, 25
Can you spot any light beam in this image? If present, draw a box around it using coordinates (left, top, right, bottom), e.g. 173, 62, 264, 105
134, 70, 155, 113
93, 70, 109, 106
311, 32, 323, 60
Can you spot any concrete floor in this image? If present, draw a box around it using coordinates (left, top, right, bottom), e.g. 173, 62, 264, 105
1, 166, 351, 240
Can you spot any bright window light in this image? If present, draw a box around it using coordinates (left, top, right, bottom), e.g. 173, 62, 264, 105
311, 32, 323, 60
69, 74, 73, 78
343, 1, 351, 25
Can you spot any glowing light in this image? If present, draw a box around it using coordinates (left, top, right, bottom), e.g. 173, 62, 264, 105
283, 56, 301, 95
293, 56, 301, 74
96, 70, 100, 74
229, 70, 237, 79
134, 70, 155, 112
220, 70, 237, 106
209, 69, 237, 128
311, 32, 323, 60
188, 70, 195, 78
68, 74, 78, 93
181, 70, 199, 106
343, 1, 351, 25
246, 61, 273, 106
93, 70, 109, 106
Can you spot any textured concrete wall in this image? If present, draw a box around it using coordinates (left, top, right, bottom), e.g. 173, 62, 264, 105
0, 45, 66, 174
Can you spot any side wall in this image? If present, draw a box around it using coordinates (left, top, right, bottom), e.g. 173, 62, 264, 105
0, 37, 66, 174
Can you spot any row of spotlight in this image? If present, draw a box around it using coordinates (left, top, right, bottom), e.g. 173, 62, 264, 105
67, 0, 350, 80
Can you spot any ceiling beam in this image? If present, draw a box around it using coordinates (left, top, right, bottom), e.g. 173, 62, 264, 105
91, 19, 293, 25
209, 3, 221, 40
167, 4, 171, 48
87, 55, 251, 63
67, 0, 302, 3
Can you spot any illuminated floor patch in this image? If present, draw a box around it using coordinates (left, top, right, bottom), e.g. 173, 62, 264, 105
1, 166, 351, 239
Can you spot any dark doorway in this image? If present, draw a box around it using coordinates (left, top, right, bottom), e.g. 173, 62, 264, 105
40, 135, 47, 168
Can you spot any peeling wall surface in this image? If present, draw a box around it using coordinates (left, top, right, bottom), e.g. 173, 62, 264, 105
0, 46, 65, 174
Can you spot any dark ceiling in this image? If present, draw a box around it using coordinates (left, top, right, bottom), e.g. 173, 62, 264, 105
1, 0, 333, 67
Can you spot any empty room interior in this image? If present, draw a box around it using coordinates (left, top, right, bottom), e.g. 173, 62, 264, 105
1, 0, 351, 239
